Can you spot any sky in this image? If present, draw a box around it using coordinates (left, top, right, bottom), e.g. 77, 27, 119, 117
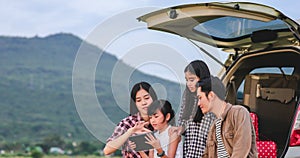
1, 0, 300, 83
1, 0, 299, 38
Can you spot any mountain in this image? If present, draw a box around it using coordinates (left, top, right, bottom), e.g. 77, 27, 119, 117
0, 33, 182, 143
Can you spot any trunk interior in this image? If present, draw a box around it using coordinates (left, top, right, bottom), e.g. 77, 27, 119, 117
225, 48, 300, 157
243, 73, 298, 157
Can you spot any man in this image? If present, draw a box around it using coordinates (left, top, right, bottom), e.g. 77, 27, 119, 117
197, 76, 257, 158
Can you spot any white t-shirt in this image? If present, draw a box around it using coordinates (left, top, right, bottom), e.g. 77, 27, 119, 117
154, 125, 183, 158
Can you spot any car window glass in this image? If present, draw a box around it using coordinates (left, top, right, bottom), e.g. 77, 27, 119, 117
194, 17, 288, 39
250, 67, 294, 75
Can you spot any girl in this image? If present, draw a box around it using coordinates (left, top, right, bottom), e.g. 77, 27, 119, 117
171, 60, 216, 157
137, 99, 183, 158
103, 81, 158, 157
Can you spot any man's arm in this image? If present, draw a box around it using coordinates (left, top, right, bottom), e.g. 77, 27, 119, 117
231, 107, 252, 158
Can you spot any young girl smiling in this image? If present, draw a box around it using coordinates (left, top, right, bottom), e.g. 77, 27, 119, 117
137, 99, 183, 158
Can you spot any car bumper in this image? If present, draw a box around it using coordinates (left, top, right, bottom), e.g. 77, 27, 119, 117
285, 146, 300, 158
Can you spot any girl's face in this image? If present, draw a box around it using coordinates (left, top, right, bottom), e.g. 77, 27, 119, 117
135, 89, 153, 117
149, 109, 169, 132
185, 71, 200, 93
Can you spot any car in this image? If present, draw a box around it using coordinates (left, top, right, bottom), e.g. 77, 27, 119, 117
138, 2, 300, 157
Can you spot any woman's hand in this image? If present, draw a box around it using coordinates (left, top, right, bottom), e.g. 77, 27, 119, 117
169, 126, 183, 136
169, 128, 181, 144
129, 121, 151, 134
129, 140, 150, 158
128, 140, 136, 150
145, 133, 161, 149
104, 121, 150, 156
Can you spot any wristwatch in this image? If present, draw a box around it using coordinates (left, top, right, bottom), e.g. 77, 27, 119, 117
157, 150, 165, 157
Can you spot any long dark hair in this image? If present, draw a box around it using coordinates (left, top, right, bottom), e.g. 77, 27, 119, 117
130, 82, 158, 115
147, 100, 176, 126
182, 60, 211, 122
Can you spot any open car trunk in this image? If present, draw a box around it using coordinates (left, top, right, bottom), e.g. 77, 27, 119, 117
225, 47, 300, 157
139, 2, 300, 157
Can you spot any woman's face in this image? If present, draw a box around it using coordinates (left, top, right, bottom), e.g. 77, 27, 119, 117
135, 89, 153, 117
185, 71, 200, 93
149, 109, 168, 131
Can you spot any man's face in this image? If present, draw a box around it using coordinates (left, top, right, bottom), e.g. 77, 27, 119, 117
197, 87, 211, 114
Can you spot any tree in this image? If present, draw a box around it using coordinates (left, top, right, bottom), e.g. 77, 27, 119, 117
74, 141, 97, 155
26, 146, 44, 158
41, 135, 65, 153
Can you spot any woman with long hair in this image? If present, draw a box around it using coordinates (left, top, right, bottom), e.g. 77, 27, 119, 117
172, 60, 216, 157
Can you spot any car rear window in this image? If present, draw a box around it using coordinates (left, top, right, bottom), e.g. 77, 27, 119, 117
193, 17, 288, 39
250, 67, 294, 75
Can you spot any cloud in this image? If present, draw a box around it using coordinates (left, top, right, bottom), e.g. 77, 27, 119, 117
0, 0, 151, 37
0, 1, 81, 37
68, 0, 133, 16
0, 0, 299, 38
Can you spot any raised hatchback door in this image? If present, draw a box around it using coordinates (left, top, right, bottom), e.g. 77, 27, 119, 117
138, 2, 300, 54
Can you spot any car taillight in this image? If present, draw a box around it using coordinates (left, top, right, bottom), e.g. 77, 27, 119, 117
290, 105, 300, 146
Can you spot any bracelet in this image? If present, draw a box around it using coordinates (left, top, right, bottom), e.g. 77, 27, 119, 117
157, 150, 165, 157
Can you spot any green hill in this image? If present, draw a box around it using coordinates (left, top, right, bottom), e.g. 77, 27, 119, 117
0, 33, 182, 144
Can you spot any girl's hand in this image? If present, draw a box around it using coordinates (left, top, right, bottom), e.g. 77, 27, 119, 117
145, 133, 161, 149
